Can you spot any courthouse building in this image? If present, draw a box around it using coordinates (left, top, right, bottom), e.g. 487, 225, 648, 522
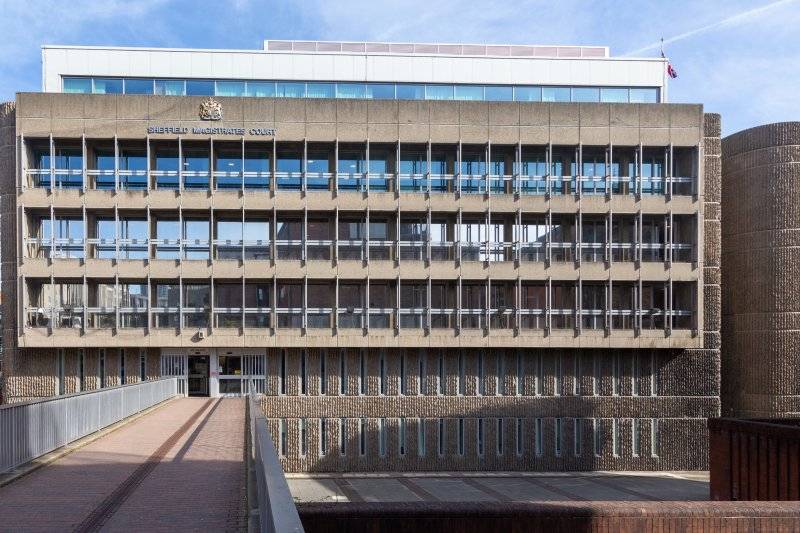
0, 40, 720, 471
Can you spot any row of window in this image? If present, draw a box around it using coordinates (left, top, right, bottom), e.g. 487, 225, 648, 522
26, 280, 694, 331
25, 142, 695, 195
275, 350, 657, 397
56, 348, 147, 394
278, 417, 660, 458
63, 77, 660, 103
28, 214, 695, 263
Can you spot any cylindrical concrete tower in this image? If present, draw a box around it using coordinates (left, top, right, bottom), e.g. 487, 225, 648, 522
722, 122, 800, 418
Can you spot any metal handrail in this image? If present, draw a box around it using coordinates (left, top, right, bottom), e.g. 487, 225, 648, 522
247, 381, 304, 533
0, 378, 178, 474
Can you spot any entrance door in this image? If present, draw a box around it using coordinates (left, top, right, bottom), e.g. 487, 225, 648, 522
187, 355, 210, 396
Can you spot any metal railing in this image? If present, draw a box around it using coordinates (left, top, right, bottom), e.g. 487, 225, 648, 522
0, 378, 178, 474
248, 382, 304, 533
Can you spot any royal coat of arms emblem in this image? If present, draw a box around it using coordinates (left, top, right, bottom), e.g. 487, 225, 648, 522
199, 97, 223, 121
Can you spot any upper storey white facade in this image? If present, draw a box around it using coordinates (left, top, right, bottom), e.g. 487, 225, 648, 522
41, 40, 669, 102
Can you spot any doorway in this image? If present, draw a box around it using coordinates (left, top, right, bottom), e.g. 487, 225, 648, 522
187, 355, 210, 396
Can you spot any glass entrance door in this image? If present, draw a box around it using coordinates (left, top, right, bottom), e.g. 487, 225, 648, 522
187, 355, 210, 396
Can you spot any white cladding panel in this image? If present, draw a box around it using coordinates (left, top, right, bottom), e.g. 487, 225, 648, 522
42, 46, 665, 92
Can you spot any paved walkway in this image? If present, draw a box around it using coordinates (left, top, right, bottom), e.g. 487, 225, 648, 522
288, 471, 710, 503
0, 398, 247, 532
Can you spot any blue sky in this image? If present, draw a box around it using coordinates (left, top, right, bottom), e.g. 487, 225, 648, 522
1, 0, 798, 135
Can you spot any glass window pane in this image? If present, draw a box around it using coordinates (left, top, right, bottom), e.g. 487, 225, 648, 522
63, 78, 91, 93
337, 83, 367, 99
186, 80, 214, 96
454, 85, 483, 101
514, 86, 541, 102
307, 83, 335, 98
600, 88, 629, 103
247, 81, 276, 97
216, 81, 245, 97
396, 84, 424, 99
155, 79, 185, 96
542, 87, 571, 102
276, 82, 305, 98
630, 88, 658, 103
485, 86, 513, 101
425, 85, 454, 100
367, 83, 395, 99
572, 88, 600, 102
124, 79, 154, 95
93, 78, 123, 94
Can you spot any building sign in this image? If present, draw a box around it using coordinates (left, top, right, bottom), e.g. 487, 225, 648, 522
146, 97, 276, 136
146, 125, 276, 136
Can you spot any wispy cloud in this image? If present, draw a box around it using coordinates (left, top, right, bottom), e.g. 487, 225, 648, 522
623, 0, 799, 56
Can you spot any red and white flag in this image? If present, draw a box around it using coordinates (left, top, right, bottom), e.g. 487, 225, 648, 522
661, 38, 678, 79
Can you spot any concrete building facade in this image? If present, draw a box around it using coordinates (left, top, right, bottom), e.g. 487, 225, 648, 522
721, 122, 800, 418
0, 42, 720, 472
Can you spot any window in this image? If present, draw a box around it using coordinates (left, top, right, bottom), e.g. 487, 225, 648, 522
419, 353, 426, 395
632, 419, 641, 457
216, 81, 245, 97
63, 78, 91, 93
359, 418, 367, 455
437, 352, 444, 395
379, 352, 385, 395
574, 356, 581, 396
542, 87, 570, 102
186, 80, 214, 96
438, 418, 445, 456
418, 419, 426, 456
515, 352, 523, 396
320, 351, 326, 395
320, 418, 328, 456
496, 355, 503, 396
280, 419, 287, 456
497, 419, 504, 455
379, 418, 387, 457
612, 419, 620, 456
99, 349, 106, 388
554, 355, 562, 396
155, 79, 184, 96
359, 350, 366, 395
93, 78, 123, 94
124, 78, 153, 95
555, 418, 562, 456
300, 418, 308, 456
120, 349, 125, 385
477, 418, 484, 456
301, 350, 307, 395
514, 86, 541, 102
534, 418, 542, 456
400, 354, 406, 395
280, 351, 287, 395
139, 349, 147, 381
574, 418, 583, 456
612, 354, 622, 396
78, 350, 85, 391
458, 418, 465, 455
477, 353, 485, 395
601, 87, 628, 103
339, 418, 346, 455
57, 349, 65, 395
307, 83, 335, 98
455, 85, 483, 101
458, 353, 464, 395
594, 418, 603, 456
516, 418, 523, 456
485, 86, 512, 101
572, 87, 600, 102
399, 418, 406, 456
426, 85, 454, 100
340, 351, 346, 395
651, 419, 659, 457
535, 354, 543, 396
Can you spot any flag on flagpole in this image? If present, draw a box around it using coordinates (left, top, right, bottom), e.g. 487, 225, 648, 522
660, 38, 678, 79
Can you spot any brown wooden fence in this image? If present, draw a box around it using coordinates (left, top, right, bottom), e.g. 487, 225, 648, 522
709, 418, 800, 501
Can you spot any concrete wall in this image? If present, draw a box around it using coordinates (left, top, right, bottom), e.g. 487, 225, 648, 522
0, 101, 16, 402
721, 122, 800, 417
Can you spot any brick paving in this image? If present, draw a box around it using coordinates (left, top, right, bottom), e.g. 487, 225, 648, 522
0, 397, 247, 532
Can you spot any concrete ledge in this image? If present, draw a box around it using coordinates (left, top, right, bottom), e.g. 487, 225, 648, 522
298, 501, 800, 533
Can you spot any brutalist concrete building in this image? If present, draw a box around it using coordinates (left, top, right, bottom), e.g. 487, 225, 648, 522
0, 41, 720, 471
721, 122, 800, 419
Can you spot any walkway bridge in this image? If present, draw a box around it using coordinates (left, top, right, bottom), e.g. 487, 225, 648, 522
0, 379, 302, 532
